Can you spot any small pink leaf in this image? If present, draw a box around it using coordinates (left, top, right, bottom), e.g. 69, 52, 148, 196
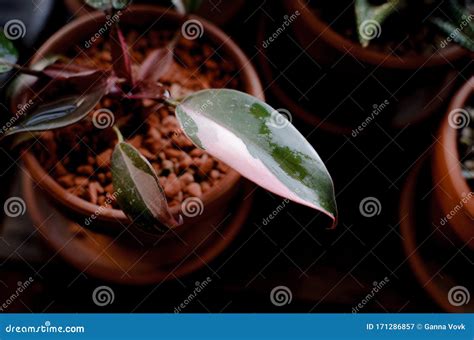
110, 25, 134, 85
138, 47, 174, 83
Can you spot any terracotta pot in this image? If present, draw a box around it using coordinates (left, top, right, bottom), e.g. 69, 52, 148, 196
256, 8, 460, 134
15, 6, 263, 277
432, 77, 474, 251
64, 0, 245, 27
400, 158, 474, 312
283, 0, 468, 69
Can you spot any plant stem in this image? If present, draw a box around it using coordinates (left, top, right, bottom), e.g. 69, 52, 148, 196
0, 59, 47, 78
113, 125, 124, 143
165, 97, 181, 108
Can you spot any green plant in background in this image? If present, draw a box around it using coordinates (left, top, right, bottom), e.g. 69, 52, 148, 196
355, 0, 474, 52
355, 0, 405, 47
431, 0, 474, 51
0, 0, 338, 232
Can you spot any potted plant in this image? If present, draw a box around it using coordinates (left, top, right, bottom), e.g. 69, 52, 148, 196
64, 0, 246, 27
433, 77, 474, 250
284, 0, 472, 68
259, 0, 473, 133
398, 77, 474, 312
0, 2, 337, 282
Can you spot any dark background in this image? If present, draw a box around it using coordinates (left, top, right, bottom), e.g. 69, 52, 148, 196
0, 0, 472, 313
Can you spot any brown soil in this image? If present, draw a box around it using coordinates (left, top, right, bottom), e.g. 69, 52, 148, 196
32, 29, 240, 209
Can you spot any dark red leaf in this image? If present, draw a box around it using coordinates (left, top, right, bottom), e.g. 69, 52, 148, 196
110, 25, 134, 86
138, 47, 174, 83
125, 81, 168, 100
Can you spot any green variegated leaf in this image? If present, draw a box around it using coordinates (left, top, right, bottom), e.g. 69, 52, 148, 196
0, 31, 18, 73
432, 17, 474, 52
175, 89, 337, 226
0, 83, 107, 141
111, 140, 181, 233
6, 56, 61, 103
85, 0, 130, 10
172, 0, 203, 14
355, 0, 405, 47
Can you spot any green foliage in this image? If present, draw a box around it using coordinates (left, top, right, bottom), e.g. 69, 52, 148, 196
0, 31, 19, 73
431, 0, 474, 52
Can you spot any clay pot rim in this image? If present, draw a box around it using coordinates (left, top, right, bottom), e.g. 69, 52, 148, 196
20, 5, 263, 225
284, 0, 468, 69
437, 77, 474, 215
399, 158, 464, 312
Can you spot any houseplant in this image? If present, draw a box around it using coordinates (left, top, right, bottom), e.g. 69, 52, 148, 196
270, 0, 472, 132
283, 0, 472, 68
432, 77, 474, 250
64, 0, 246, 27
398, 77, 474, 312
0, 3, 337, 281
